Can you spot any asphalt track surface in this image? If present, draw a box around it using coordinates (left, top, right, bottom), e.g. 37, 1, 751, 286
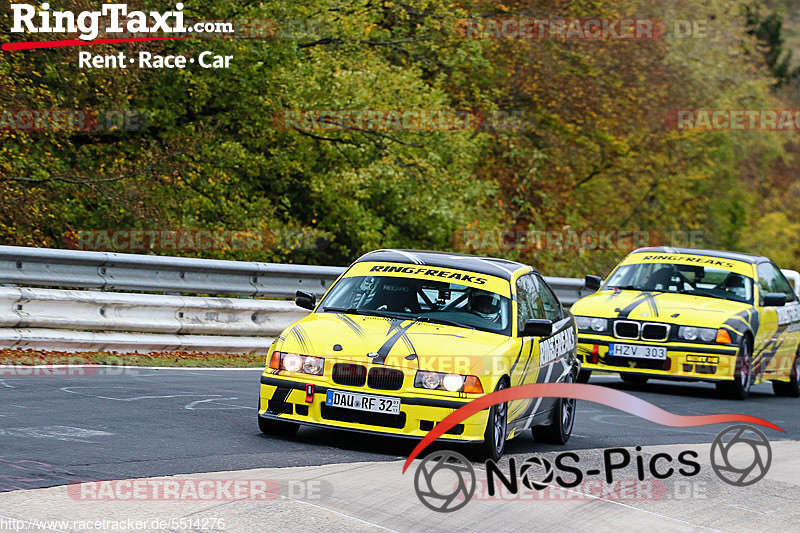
0, 367, 796, 494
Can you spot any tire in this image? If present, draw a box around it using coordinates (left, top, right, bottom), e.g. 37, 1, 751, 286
576, 368, 591, 383
532, 371, 576, 445
475, 379, 508, 461
620, 373, 649, 385
716, 338, 752, 400
258, 399, 300, 437
772, 355, 800, 397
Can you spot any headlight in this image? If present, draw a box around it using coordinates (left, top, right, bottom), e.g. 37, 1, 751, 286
591, 318, 608, 332
283, 353, 303, 372
700, 329, 716, 342
420, 371, 442, 390
442, 374, 466, 392
415, 371, 483, 393
678, 326, 717, 343
575, 316, 607, 333
268, 351, 325, 376
303, 356, 324, 375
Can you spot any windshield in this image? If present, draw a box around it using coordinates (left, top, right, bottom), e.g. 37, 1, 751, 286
604, 262, 754, 304
318, 275, 512, 335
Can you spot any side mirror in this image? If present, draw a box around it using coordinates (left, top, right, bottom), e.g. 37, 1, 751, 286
295, 290, 316, 310
585, 275, 602, 291
521, 318, 553, 337
763, 292, 787, 307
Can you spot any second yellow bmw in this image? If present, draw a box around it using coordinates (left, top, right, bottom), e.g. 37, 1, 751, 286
572, 247, 800, 399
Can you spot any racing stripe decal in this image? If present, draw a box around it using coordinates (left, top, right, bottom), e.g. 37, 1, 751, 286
515, 339, 536, 387
392, 250, 425, 265
373, 319, 415, 365
508, 339, 536, 420
509, 338, 526, 375
335, 313, 367, 340
616, 292, 659, 318
521, 361, 566, 431
290, 325, 312, 353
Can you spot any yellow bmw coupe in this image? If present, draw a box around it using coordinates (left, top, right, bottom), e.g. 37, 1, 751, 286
572, 247, 800, 399
258, 249, 580, 459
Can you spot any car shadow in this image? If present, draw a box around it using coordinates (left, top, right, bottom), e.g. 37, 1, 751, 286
591, 377, 776, 401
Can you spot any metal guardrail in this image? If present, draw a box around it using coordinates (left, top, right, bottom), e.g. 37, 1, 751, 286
0, 246, 343, 298
0, 246, 593, 354
0, 246, 590, 303
0, 287, 305, 335
0, 286, 306, 354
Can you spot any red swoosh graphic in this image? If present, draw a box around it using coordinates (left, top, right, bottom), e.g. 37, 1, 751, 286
402, 383, 783, 473
2, 37, 187, 51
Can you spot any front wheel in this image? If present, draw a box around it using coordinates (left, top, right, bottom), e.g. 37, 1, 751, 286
772, 355, 800, 397
716, 339, 752, 400
532, 371, 576, 444
475, 379, 508, 461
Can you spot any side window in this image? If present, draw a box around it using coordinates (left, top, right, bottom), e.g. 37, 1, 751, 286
757, 263, 796, 303
515, 275, 545, 332
534, 275, 564, 321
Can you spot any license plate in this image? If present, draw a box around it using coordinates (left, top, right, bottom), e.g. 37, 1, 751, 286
326, 389, 401, 415
609, 343, 667, 360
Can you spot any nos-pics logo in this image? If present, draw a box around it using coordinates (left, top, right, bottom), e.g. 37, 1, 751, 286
413, 425, 772, 513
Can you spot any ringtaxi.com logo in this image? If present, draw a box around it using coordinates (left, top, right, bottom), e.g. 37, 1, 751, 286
4, 3, 237, 69
10, 2, 200, 42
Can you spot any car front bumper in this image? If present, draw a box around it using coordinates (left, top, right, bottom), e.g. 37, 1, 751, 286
259, 374, 489, 442
576, 335, 739, 381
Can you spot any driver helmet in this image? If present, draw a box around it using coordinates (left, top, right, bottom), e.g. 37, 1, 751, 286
470, 290, 501, 320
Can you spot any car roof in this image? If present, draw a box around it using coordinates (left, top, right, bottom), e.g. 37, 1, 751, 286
630, 246, 768, 265
354, 249, 533, 280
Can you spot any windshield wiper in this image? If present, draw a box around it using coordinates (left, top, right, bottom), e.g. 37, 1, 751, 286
322, 306, 407, 319
321, 306, 384, 316
322, 306, 361, 314
676, 288, 729, 301
609, 285, 644, 291
413, 316, 475, 329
